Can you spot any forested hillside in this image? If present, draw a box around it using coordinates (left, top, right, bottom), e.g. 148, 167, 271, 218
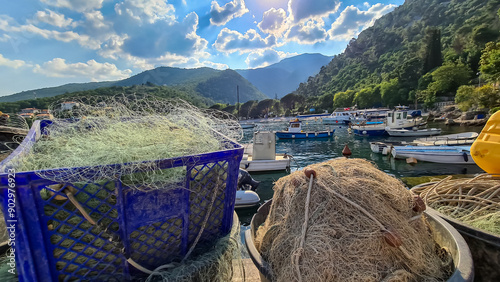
294, 0, 500, 109
0, 67, 267, 105
0, 84, 213, 114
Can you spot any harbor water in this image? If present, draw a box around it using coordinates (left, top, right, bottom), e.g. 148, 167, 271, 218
236, 119, 485, 224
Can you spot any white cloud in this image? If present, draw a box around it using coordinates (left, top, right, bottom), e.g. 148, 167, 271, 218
210, 0, 249, 26
213, 28, 276, 54
33, 58, 132, 81
288, 0, 340, 23
0, 15, 100, 49
328, 4, 396, 41
22, 24, 100, 49
115, 0, 176, 24
0, 34, 10, 42
40, 0, 104, 13
286, 19, 327, 44
0, 54, 26, 69
245, 48, 294, 68
34, 9, 74, 28
121, 12, 208, 59
258, 8, 287, 37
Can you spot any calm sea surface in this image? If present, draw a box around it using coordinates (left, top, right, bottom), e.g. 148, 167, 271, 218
236, 119, 485, 224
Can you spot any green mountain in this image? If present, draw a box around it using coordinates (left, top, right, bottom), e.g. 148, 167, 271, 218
0, 82, 114, 102
0, 67, 267, 105
294, 0, 500, 107
236, 53, 333, 98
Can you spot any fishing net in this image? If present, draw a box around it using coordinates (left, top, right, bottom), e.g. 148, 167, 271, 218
145, 213, 243, 282
412, 174, 500, 235
1, 94, 244, 280
255, 158, 452, 282
10, 94, 243, 189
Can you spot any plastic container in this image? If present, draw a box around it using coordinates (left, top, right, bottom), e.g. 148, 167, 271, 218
471, 110, 500, 173
0, 120, 243, 281
245, 200, 474, 282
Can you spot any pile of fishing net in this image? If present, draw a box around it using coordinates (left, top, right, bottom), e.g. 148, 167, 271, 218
3, 94, 245, 281
255, 158, 453, 282
412, 174, 500, 235
10, 94, 243, 189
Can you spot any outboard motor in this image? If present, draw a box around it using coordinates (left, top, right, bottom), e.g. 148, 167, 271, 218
238, 169, 260, 191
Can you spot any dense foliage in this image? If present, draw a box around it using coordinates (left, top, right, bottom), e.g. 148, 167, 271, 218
294, 0, 500, 110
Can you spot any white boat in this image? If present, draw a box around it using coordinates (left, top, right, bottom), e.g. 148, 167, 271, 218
240, 132, 291, 172
323, 108, 357, 125
386, 127, 441, 137
391, 145, 475, 164
352, 107, 425, 136
370, 141, 409, 155
235, 190, 260, 208
414, 132, 479, 146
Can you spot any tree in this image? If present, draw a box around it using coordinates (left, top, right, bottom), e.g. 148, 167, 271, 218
333, 90, 355, 108
476, 84, 500, 109
353, 86, 381, 108
280, 93, 303, 111
240, 100, 256, 119
253, 99, 275, 117
479, 41, 500, 83
421, 27, 442, 74
380, 78, 401, 107
316, 92, 334, 112
426, 62, 472, 96
455, 85, 476, 111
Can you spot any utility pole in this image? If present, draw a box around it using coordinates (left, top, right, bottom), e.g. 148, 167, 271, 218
237, 85, 240, 120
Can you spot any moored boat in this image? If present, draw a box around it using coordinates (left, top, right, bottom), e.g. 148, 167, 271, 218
386, 127, 441, 137
391, 145, 475, 164
352, 107, 425, 137
275, 119, 334, 139
414, 132, 479, 146
240, 132, 291, 172
322, 108, 357, 125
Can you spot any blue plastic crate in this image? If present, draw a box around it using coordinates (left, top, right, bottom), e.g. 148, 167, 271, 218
0, 120, 243, 281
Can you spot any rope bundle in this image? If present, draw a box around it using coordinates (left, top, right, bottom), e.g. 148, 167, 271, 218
412, 174, 500, 235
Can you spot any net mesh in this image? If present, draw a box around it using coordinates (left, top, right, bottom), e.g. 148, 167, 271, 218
412, 174, 500, 236
255, 158, 453, 282
10, 94, 242, 190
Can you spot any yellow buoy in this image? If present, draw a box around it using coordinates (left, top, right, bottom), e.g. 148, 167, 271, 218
471, 111, 500, 173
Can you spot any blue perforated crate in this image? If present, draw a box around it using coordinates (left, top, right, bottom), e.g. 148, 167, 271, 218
0, 120, 243, 281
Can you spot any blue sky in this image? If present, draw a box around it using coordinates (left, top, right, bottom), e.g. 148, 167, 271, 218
0, 0, 404, 96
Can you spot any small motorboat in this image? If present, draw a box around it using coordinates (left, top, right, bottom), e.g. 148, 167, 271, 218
386, 127, 441, 137
275, 119, 334, 139
322, 108, 357, 125
353, 107, 425, 137
391, 145, 475, 164
414, 132, 479, 146
240, 132, 291, 172
370, 141, 409, 155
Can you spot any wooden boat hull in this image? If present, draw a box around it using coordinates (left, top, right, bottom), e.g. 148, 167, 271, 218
391, 146, 475, 164
275, 130, 334, 139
